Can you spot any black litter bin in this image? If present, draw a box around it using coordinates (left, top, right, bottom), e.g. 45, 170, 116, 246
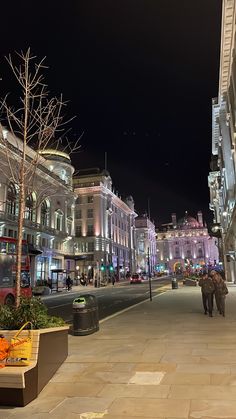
172, 278, 178, 289
72, 294, 99, 336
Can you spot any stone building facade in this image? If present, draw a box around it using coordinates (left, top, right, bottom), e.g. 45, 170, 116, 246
208, 0, 236, 282
73, 169, 137, 281
134, 215, 156, 275
0, 127, 75, 286
156, 212, 219, 274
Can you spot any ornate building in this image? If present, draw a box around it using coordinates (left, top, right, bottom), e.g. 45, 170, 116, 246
156, 211, 219, 274
134, 214, 156, 275
208, 0, 236, 282
0, 127, 75, 286
73, 168, 137, 281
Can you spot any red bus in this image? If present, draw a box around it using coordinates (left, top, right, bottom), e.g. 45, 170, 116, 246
0, 237, 32, 305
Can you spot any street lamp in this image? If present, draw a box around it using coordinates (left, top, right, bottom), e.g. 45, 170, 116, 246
147, 247, 152, 301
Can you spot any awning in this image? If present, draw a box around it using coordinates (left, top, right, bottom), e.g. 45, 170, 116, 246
28, 244, 43, 255
64, 255, 87, 260
51, 269, 66, 273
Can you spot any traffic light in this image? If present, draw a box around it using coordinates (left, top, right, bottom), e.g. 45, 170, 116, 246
109, 265, 114, 272
100, 264, 105, 271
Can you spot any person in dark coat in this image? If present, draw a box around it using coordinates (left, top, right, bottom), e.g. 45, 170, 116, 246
211, 271, 228, 316
198, 272, 215, 317
66, 275, 72, 291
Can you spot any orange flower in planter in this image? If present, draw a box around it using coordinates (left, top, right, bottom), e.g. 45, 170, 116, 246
0, 334, 10, 368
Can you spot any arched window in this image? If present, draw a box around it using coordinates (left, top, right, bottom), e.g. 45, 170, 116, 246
198, 248, 203, 257
174, 246, 180, 258
67, 216, 73, 236
6, 183, 18, 216
186, 249, 192, 258
55, 209, 63, 231
25, 193, 36, 222
41, 200, 50, 227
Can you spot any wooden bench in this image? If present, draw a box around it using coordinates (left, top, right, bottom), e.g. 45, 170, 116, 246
0, 326, 69, 406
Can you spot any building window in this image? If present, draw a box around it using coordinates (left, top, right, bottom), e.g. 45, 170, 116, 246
139, 241, 144, 252
75, 225, 82, 237
25, 193, 36, 222
67, 217, 73, 235
55, 209, 63, 231
41, 237, 47, 247
87, 224, 94, 236
174, 245, 180, 258
81, 242, 87, 253
6, 183, 18, 216
198, 248, 203, 257
36, 256, 49, 282
87, 195, 93, 203
75, 209, 82, 219
75, 242, 81, 252
88, 242, 94, 252
41, 200, 50, 227
51, 258, 61, 269
87, 208, 93, 218
186, 249, 192, 258
75, 197, 81, 204
67, 204, 72, 218
8, 229, 14, 238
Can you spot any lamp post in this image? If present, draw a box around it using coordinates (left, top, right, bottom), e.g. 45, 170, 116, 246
147, 247, 152, 301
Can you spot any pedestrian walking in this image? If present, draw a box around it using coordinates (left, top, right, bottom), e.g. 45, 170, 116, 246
66, 275, 72, 291
80, 273, 86, 286
211, 271, 228, 316
198, 272, 215, 317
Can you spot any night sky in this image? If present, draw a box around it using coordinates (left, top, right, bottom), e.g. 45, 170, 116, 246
0, 1, 222, 226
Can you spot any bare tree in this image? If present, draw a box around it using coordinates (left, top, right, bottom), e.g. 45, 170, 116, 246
0, 48, 80, 307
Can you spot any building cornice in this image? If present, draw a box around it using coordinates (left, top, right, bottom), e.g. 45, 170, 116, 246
219, 0, 235, 100
75, 184, 137, 216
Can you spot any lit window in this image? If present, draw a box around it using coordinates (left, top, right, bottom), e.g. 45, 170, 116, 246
55, 209, 63, 231
87, 209, 93, 218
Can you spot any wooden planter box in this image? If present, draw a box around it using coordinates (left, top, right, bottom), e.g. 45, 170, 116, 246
0, 326, 69, 407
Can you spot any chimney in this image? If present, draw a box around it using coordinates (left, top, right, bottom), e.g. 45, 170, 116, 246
171, 213, 177, 228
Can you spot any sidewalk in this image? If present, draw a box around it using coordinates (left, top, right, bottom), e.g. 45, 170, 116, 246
2, 281, 236, 418
40, 278, 130, 300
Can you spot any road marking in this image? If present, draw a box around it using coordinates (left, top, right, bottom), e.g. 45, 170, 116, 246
50, 288, 167, 310
65, 288, 168, 325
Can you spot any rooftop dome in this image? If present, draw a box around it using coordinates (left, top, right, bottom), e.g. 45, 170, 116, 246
39, 149, 71, 163
177, 212, 199, 229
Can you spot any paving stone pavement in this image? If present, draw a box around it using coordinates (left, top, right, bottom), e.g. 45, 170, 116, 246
1, 281, 236, 419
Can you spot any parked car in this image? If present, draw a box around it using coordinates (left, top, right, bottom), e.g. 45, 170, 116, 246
130, 274, 143, 284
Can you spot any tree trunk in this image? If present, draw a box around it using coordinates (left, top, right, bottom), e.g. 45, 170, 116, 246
15, 170, 25, 308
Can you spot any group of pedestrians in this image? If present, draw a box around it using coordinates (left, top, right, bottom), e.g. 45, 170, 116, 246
199, 270, 228, 317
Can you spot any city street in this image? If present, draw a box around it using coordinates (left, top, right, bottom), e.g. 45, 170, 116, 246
43, 277, 171, 323
3, 280, 236, 418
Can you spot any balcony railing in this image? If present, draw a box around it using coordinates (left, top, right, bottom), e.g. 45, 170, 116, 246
0, 211, 72, 238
